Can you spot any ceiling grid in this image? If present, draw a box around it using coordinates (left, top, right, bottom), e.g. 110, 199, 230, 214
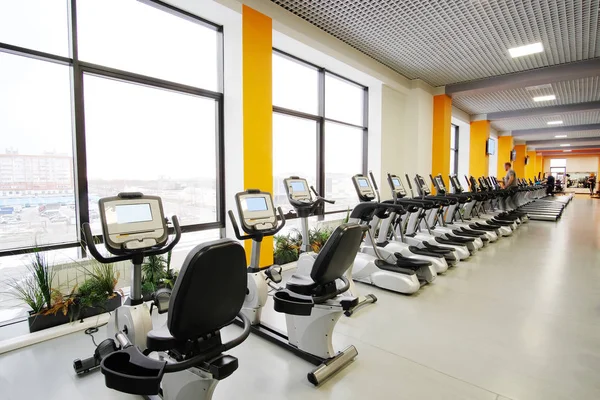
271, 0, 600, 151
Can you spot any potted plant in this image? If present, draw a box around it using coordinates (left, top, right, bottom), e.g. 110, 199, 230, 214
6, 251, 123, 332
141, 251, 177, 300
6, 250, 70, 333
75, 261, 122, 320
273, 232, 300, 265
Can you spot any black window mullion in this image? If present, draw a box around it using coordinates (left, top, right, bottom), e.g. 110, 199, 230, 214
69, 0, 90, 256
317, 68, 326, 219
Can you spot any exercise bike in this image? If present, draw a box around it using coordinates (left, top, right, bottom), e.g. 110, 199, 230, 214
283, 176, 377, 316
229, 189, 360, 385
74, 192, 251, 399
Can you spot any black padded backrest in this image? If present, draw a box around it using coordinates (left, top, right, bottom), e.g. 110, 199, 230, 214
310, 223, 364, 285
167, 239, 247, 341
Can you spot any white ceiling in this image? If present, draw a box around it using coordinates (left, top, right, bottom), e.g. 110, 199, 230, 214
452, 76, 600, 115
271, 0, 600, 149
492, 110, 600, 131
271, 0, 600, 86
513, 129, 600, 142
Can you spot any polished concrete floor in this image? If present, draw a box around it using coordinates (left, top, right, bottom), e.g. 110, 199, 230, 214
1, 197, 599, 400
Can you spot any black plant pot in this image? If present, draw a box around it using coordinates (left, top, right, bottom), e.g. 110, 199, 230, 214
28, 294, 122, 333
28, 311, 70, 333
78, 294, 122, 320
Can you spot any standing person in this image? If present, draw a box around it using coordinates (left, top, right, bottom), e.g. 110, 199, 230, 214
545, 173, 555, 196
588, 173, 597, 196
503, 162, 517, 189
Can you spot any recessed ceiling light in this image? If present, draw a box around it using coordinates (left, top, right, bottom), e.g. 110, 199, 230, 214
555, 135, 567, 138
508, 42, 544, 58
563, 150, 572, 152
560, 144, 571, 147
547, 120, 563, 125
533, 95, 556, 102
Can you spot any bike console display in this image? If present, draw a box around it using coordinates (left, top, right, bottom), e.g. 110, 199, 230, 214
352, 175, 376, 202
99, 194, 168, 254
284, 177, 313, 206
234, 191, 277, 233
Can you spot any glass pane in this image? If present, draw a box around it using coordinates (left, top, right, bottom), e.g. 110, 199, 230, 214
324, 122, 363, 212
273, 53, 319, 115
450, 125, 457, 149
450, 150, 456, 175
325, 74, 364, 126
77, 0, 219, 90
0, 0, 70, 56
550, 159, 567, 168
0, 54, 76, 251
272, 113, 317, 213
84, 74, 218, 233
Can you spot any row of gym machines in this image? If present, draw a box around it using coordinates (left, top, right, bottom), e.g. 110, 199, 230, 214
71, 170, 569, 399
466, 175, 572, 221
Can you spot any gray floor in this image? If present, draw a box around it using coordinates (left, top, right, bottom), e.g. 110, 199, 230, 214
1, 197, 599, 400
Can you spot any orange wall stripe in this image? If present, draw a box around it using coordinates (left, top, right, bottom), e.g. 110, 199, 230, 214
242, 5, 273, 267
432, 94, 452, 191
469, 120, 490, 179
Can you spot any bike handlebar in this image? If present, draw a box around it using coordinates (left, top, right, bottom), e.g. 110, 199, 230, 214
82, 216, 182, 263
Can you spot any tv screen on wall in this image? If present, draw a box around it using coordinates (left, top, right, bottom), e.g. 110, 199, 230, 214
510, 150, 517, 161
486, 138, 496, 155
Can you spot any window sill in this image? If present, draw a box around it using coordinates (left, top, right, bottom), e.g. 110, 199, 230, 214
0, 312, 110, 355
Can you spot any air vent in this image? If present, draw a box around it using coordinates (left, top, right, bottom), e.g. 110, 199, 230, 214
525, 84, 553, 91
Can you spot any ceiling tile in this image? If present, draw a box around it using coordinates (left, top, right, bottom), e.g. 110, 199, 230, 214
271, 0, 600, 87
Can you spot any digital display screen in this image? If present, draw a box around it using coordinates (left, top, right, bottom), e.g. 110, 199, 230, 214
436, 177, 443, 187
358, 178, 369, 188
487, 139, 496, 155
289, 181, 307, 193
392, 178, 401, 188
115, 204, 153, 224
244, 197, 268, 212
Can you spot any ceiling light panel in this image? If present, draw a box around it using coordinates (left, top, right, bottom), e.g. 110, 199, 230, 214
533, 95, 556, 102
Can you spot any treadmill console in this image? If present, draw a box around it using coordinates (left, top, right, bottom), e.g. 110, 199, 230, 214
415, 175, 431, 196
387, 174, 407, 199
99, 193, 168, 254
235, 191, 277, 233
352, 174, 376, 202
283, 177, 312, 205
432, 175, 447, 194
450, 175, 463, 193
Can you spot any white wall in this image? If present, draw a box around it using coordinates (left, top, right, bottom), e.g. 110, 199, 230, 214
543, 156, 599, 173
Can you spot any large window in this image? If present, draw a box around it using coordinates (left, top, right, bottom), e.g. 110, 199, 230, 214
272, 51, 368, 217
0, 0, 223, 324
0, 1, 223, 253
450, 124, 459, 176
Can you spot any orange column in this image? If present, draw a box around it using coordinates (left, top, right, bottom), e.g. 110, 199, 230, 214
513, 144, 526, 179
242, 6, 273, 267
432, 94, 452, 192
469, 120, 490, 179
525, 150, 537, 180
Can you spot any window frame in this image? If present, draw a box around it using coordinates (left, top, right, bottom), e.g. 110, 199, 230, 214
0, 0, 225, 257
272, 49, 368, 218
450, 124, 459, 176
